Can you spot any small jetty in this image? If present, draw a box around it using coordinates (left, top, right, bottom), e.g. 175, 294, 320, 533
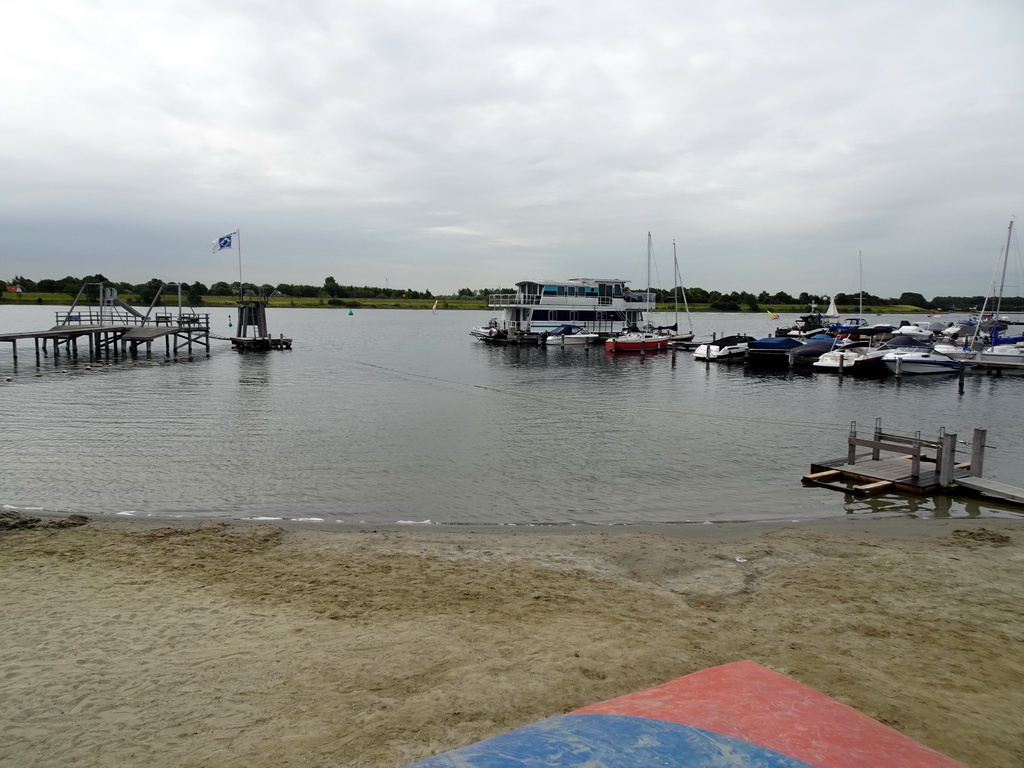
0, 283, 293, 367
0, 282, 212, 363
804, 419, 1024, 506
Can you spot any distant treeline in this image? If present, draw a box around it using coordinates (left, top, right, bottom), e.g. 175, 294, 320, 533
4, 274, 1022, 312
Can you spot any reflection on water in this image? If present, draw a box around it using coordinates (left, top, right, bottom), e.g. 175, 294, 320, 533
1, 305, 1023, 526
843, 491, 992, 518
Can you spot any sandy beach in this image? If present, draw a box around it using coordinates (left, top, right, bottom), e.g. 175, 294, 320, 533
1, 513, 1022, 768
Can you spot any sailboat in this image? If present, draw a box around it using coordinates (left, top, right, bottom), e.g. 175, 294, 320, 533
605, 233, 672, 352
975, 219, 1024, 366
669, 240, 695, 343
823, 295, 840, 318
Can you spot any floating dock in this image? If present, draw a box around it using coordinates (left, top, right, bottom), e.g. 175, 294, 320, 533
804, 420, 1024, 506
231, 335, 292, 351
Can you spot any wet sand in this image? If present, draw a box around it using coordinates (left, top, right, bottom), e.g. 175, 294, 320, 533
1, 514, 1022, 768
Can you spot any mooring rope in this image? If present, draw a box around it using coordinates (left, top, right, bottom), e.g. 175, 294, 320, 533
350, 358, 858, 433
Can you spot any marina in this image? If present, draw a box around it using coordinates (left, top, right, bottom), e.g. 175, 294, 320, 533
2, 305, 1024, 526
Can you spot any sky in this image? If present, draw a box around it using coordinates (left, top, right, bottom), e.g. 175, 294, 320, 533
2, 0, 1022, 299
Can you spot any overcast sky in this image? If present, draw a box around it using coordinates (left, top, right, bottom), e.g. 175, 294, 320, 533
2, 0, 1021, 298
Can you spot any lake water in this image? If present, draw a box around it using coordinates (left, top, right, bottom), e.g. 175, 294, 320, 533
3, 304, 1023, 527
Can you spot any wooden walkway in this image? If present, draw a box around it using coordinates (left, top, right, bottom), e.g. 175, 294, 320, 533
956, 477, 1024, 504
1, 316, 211, 363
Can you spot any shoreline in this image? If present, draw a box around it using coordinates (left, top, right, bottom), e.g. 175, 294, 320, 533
10, 506, 1024, 538
2, 513, 1023, 767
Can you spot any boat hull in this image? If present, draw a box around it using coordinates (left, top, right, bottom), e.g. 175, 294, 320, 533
882, 352, 969, 374
605, 336, 671, 352
692, 335, 754, 361
812, 349, 867, 371
544, 334, 597, 345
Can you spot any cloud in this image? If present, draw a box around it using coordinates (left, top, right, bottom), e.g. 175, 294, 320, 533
1, 0, 1022, 298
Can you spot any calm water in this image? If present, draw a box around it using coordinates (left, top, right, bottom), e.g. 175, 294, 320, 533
3, 304, 1023, 526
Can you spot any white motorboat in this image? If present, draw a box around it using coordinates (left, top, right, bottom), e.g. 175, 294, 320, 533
931, 339, 977, 361
543, 324, 599, 345
469, 318, 507, 341
977, 341, 1024, 368
693, 334, 755, 361
812, 341, 871, 372
892, 321, 935, 340
882, 348, 972, 375
847, 335, 934, 376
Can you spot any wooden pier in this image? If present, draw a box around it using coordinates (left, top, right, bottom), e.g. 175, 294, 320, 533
0, 309, 213, 363
804, 420, 1024, 506
1, 285, 293, 368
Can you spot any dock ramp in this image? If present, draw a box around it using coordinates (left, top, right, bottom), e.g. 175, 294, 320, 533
955, 477, 1024, 505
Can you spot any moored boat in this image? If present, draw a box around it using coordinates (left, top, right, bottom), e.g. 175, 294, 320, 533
882, 348, 973, 375
606, 232, 673, 353
847, 335, 934, 377
745, 335, 807, 367
471, 277, 652, 343
787, 337, 840, 367
812, 340, 871, 372
543, 324, 599, 345
693, 334, 755, 361
469, 317, 507, 342
605, 328, 672, 352
473, 234, 666, 344
977, 341, 1024, 370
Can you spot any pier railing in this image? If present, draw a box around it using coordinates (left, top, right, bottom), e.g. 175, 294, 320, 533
55, 310, 210, 329
846, 419, 982, 486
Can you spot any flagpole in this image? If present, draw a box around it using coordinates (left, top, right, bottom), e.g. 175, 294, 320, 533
237, 228, 243, 304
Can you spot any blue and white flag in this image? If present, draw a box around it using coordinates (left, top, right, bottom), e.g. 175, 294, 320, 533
213, 231, 237, 253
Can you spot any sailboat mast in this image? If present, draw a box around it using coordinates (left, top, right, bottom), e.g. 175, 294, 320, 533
673, 239, 679, 328
858, 250, 863, 317
647, 232, 652, 295
995, 219, 1014, 316
646, 232, 653, 325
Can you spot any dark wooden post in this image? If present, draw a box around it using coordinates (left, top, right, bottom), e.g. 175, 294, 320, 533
910, 431, 922, 478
